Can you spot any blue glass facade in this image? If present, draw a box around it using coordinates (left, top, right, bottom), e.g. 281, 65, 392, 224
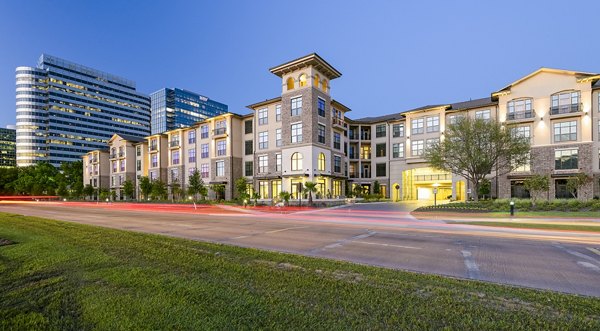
150, 88, 227, 134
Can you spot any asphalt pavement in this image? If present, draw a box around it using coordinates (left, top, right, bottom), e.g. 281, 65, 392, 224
0, 201, 599, 297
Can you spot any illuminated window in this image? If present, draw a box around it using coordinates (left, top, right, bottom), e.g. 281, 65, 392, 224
322, 79, 328, 92
299, 74, 307, 87
318, 153, 326, 171
291, 152, 303, 171
314, 74, 320, 88
286, 77, 295, 90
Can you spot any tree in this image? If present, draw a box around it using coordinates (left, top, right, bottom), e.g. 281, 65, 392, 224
211, 184, 225, 201
99, 188, 110, 201
566, 173, 591, 199
56, 182, 68, 198
57, 161, 83, 198
123, 180, 134, 201
139, 176, 153, 200
424, 117, 530, 201
373, 180, 381, 199
235, 177, 250, 202
279, 191, 291, 207
83, 184, 95, 200
353, 185, 363, 198
151, 180, 167, 200
478, 178, 491, 200
0, 167, 18, 195
187, 170, 203, 202
523, 175, 549, 207
12, 163, 59, 195
303, 181, 317, 206
171, 180, 181, 202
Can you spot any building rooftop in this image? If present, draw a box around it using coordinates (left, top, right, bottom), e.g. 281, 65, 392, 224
269, 53, 342, 80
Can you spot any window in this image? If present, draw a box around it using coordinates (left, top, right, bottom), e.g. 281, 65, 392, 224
188, 149, 196, 163
555, 179, 572, 199
334, 155, 341, 173
475, 110, 491, 121
392, 143, 404, 158
170, 169, 179, 182
291, 123, 302, 143
245, 120, 253, 134
426, 116, 440, 133
426, 138, 439, 149
553, 121, 577, 142
376, 163, 386, 177
376, 143, 386, 157
333, 132, 341, 149
172, 151, 180, 165
136, 146, 141, 156
318, 153, 326, 171
188, 131, 196, 144
318, 98, 325, 117
217, 140, 226, 156
555, 149, 578, 170
258, 131, 268, 149
259, 181, 269, 199
201, 144, 209, 158
112, 160, 117, 172
322, 79, 328, 92
188, 167, 196, 177
258, 155, 268, 173
551, 91, 580, 115
511, 125, 531, 141
216, 160, 225, 177
151, 154, 158, 168
376, 124, 386, 138
291, 152, 303, 171
272, 180, 281, 199
276, 153, 282, 171
299, 74, 307, 87
136, 160, 141, 171
276, 105, 281, 122
215, 120, 226, 134
286, 77, 294, 90
258, 108, 268, 125
448, 114, 464, 125
291, 97, 302, 116
245, 140, 253, 155
360, 145, 371, 159
201, 125, 209, 139
411, 118, 424, 135
276, 128, 282, 147
411, 140, 424, 156
120, 160, 125, 172
314, 74, 320, 88
511, 180, 531, 199
513, 152, 531, 172
507, 99, 533, 119
200, 163, 209, 178
245, 161, 253, 176
392, 124, 404, 137
318, 125, 326, 144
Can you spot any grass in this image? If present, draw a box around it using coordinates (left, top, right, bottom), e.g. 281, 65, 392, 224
450, 221, 600, 232
1, 213, 599, 330
488, 211, 600, 218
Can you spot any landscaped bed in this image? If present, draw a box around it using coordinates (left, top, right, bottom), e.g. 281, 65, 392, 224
1, 213, 599, 329
415, 199, 600, 214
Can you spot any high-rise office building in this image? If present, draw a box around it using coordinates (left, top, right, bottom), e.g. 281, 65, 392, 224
150, 88, 227, 134
0, 127, 16, 167
16, 54, 150, 167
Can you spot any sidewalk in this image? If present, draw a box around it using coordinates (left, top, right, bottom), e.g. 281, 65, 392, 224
412, 211, 600, 224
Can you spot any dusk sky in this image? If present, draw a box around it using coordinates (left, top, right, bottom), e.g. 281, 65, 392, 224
1, 0, 600, 128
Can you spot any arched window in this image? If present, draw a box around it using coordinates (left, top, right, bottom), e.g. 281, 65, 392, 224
299, 74, 307, 87
291, 152, 303, 171
321, 79, 328, 92
286, 77, 295, 90
314, 74, 320, 88
318, 153, 325, 171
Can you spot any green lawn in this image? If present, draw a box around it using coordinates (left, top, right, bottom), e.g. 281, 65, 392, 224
488, 211, 600, 218
1, 213, 599, 330
450, 221, 600, 232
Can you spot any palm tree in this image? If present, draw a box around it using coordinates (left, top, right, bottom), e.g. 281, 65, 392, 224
279, 191, 291, 207
303, 181, 318, 206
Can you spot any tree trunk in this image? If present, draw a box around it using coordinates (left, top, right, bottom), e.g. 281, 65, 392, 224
308, 192, 313, 206
472, 180, 479, 202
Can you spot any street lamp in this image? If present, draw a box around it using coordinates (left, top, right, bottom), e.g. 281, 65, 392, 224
433, 183, 440, 207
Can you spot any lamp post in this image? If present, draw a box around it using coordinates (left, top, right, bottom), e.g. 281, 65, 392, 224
297, 182, 303, 207
433, 183, 440, 207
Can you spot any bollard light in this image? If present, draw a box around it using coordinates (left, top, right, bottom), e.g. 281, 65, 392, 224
509, 201, 515, 217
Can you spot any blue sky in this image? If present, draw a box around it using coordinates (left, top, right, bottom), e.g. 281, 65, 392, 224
1, 0, 600, 128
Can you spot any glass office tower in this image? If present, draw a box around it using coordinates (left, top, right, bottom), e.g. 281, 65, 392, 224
150, 88, 227, 134
16, 54, 150, 167
0, 127, 16, 167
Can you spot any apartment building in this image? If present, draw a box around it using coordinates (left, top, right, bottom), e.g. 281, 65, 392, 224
82, 150, 109, 192
108, 134, 145, 199
85, 54, 600, 201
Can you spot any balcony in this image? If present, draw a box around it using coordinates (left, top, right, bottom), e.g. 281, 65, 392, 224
118, 152, 125, 158
148, 145, 158, 152
506, 109, 536, 121
109, 153, 117, 159
213, 128, 227, 137
414, 173, 451, 182
349, 153, 358, 160
361, 171, 371, 178
550, 103, 582, 116
349, 172, 359, 178
332, 118, 346, 129
360, 153, 371, 160
169, 140, 180, 148
360, 133, 371, 141
349, 131, 358, 140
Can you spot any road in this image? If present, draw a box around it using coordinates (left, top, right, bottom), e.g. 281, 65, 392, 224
1, 201, 599, 297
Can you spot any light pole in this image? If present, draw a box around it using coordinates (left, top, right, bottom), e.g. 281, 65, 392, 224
433, 183, 440, 207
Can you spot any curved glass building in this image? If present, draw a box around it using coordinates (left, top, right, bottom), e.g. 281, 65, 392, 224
16, 54, 150, 167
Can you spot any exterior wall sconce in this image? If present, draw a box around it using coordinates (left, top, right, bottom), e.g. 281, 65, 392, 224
406, 136, 410, 139
540, 117, 544, 121
584, 111, 589, 116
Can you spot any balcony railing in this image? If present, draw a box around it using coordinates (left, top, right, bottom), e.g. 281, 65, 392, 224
361, 171, 371, 178
349, 153, 358, 159
118, 152, 125, 157
414, 174, 451, 182
361, 133, 371, 140
360, 153, 371, 160
170, 140, 180, 148
332, 118, 345, 128
110, 153, 117, 159
213, 128, 227, 136
349, 173, 359, 178
550, 103, 582, 116
349, 132, 358, 140
507, 109, 535, 121
149, 145, 158, 152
